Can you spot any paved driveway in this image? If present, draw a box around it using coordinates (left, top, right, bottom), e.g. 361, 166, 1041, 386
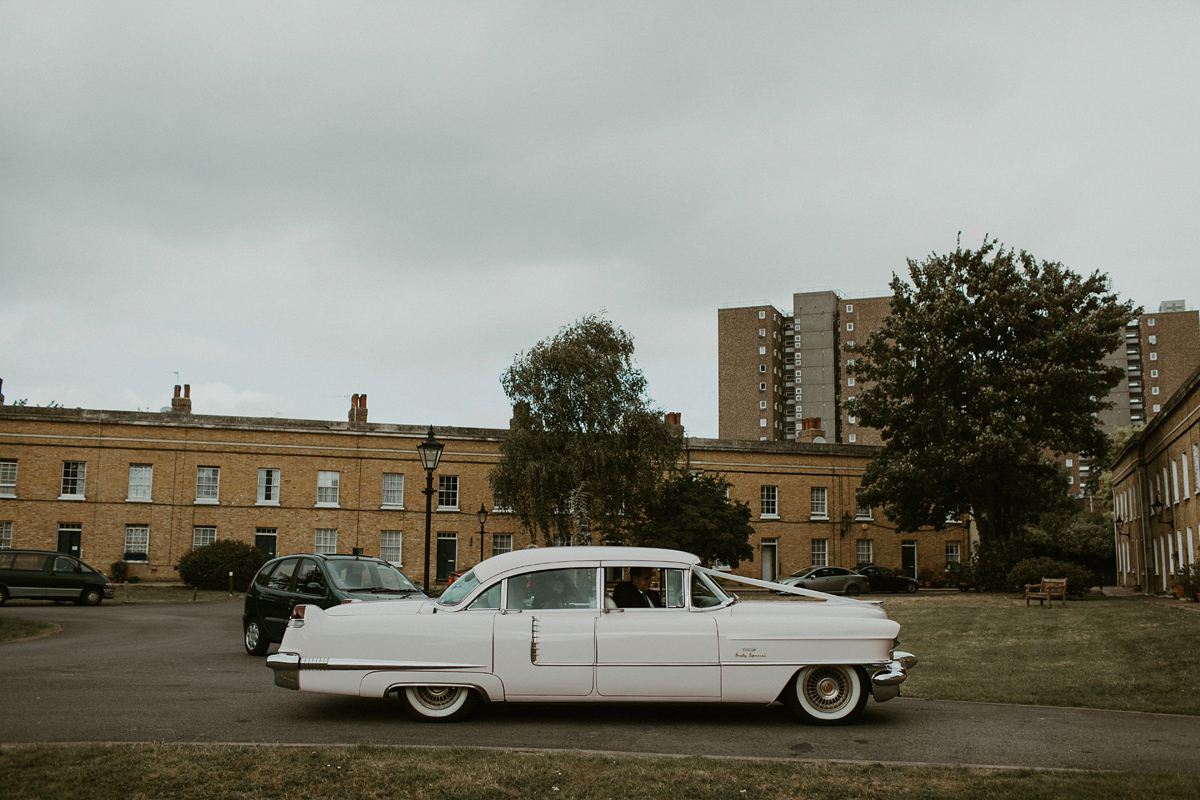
2, 600, 1199, 774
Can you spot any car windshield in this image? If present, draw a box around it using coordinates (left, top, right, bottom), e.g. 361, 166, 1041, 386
691, 569, 731, 608
437, 569, 480, 606
788, 568, 817, 578
328, 560, 421, 595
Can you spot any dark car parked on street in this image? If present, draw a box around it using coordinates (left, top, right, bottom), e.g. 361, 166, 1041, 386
242, 553, 426, 655
855, 565, 919, 593
0, 549, 115, 605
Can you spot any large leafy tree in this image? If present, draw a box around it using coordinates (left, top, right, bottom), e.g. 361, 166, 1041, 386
846, 239, 1137, 552
628, 472, 755, 568
490, 315, 683, 545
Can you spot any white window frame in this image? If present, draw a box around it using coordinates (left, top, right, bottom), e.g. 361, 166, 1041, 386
193, 526, 217, 548
195, 467, 219, 504
760, 485, 778, 519
946, 541, 961, 564
124, 525, 149, 561
0, 520, 11, 549
382, 473, 405, 508
60, 461, 87, 500
380, 530, 403, 564
127, 464, 153, 502
1172, 459, 1181, 504
1183, 452, 1191, 499
856, 538, 873, 565
810, 486, 828, 519
316, 470, 340, 507
846, 322, 854, 332
257, 468, 281, 505
0, 460, 16, 498
855, 489, 872, 520
314, 528, 338, 555
1193, 443, 1200, 494
811, 538, 828, 567
492, 533, 513, 556
437, 475, 459, 511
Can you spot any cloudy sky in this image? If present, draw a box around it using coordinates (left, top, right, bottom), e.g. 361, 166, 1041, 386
2, 2, 1197, 437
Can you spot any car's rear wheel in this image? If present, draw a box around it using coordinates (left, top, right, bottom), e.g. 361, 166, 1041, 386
844, 583, 862, 597
0, 586, 8, 605
784, 665, 868, 725
77, 587, 103, 606
400, 685, 478, 722
244, 617, 270, 656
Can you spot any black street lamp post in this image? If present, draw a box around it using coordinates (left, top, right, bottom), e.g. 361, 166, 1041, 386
477, 502, 489, 562
417, 426, 444, 595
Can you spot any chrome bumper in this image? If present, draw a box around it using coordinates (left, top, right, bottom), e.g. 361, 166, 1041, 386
870, 650, 917, 702
267, 652, 301, 690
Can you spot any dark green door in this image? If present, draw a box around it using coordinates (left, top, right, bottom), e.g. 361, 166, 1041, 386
901, 540, 917, 580
57, 527, 81, 557
436, 534, 457, 582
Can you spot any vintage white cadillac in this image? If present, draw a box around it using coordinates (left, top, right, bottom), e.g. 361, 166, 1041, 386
266, 546, 916, 725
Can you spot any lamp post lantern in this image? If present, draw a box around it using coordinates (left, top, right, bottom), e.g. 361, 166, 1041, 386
477, 502, 489, 562
417, 426, 444, 594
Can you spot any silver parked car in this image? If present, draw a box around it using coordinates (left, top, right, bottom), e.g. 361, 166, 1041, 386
774, 566, 869, 596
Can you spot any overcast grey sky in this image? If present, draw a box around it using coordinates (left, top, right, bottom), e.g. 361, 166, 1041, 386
2, 1, 1196, 437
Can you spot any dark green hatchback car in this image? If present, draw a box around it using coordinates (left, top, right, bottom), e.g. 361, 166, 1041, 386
0, 549, 115, 606
242, 553, 426, 655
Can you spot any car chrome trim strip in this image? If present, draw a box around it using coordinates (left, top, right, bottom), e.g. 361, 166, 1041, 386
267, 653, 486, 673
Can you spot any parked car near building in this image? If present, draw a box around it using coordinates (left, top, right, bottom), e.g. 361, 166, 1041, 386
855, 565, 919, 594
243, 553, 426, 655
266, 546, 915, 725
0, 549, 115, 605
772, 566, 869, 596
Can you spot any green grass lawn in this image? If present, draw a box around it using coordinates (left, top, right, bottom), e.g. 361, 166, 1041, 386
4, 744, 1198, 800
882, 593, 1200, 715
0, 616, 57, 643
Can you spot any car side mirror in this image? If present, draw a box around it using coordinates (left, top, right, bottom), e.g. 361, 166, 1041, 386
307, 582, 323, 592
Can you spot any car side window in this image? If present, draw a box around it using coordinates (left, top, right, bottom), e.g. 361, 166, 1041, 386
467, 582, 501, 610
53, 556, 76, 573
295, 559, 327, 596
266, 558, 299, 591
506, 568, 597, 610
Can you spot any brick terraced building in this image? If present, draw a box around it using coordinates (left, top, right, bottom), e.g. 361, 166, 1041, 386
0, 387, 966, 586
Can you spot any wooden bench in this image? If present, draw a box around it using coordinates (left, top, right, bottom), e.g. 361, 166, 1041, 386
1025, 577, 1067, 607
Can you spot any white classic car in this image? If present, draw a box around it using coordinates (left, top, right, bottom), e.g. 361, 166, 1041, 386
266, 546, 916, 725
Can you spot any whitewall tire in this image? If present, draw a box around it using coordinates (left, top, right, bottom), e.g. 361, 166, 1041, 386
784, 665, 868, 725
400, 686, 478, 722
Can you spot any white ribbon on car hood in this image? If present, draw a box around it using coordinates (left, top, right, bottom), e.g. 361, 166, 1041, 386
695, 565, 880, 606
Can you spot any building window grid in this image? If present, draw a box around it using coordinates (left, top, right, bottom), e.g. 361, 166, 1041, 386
314, 528, 338, 554
317, 470, 340, 506
811, 538, 828, 567
257, 468, 281, 504
193, 526, 217, 548
0, 520, 11, 548
438, 475, 459, 510
382, 473, 405, 507
195, 467, 219, 502
380, 530, 403, 564
855, 490, 872, 519
760, 485, 778, 518
61, 461, 87, 498
946, 541, 962, 564
127, 464, 153, 501
810, 487, 828, 519
124, 525, 149, 561
856, 538, 873, 565
0, 460, 16, 497
492, 533, 513, 555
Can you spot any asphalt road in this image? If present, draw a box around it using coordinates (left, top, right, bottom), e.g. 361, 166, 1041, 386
2, 599, 1199, 775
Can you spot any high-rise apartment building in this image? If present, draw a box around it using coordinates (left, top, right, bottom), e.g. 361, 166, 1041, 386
720, 295, 1200, 448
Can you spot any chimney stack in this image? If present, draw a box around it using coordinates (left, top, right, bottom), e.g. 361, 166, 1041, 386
795, 417, 825, 443
664, 411, 683, 432
171, 384, 192, 414
349, 393, 368, 424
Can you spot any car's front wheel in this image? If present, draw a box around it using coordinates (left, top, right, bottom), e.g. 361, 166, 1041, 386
906, 581, 918, 593
76, 587, 103, 606
244, 618, 270, 656
784, 665, 869, 725
400, 685, 478, 722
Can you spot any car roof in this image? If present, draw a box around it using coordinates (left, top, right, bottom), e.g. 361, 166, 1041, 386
471, 546, 700, 583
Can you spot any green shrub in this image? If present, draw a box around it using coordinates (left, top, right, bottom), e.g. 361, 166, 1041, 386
177, 540, 265, 592
1006, 557, 1095, 595
110, 561, 128, 583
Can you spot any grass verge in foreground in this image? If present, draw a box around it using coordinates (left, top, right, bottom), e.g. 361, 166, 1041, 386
881, 594, 1200, 715
0, 616, 56, 643
3, 744, 1198, 800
